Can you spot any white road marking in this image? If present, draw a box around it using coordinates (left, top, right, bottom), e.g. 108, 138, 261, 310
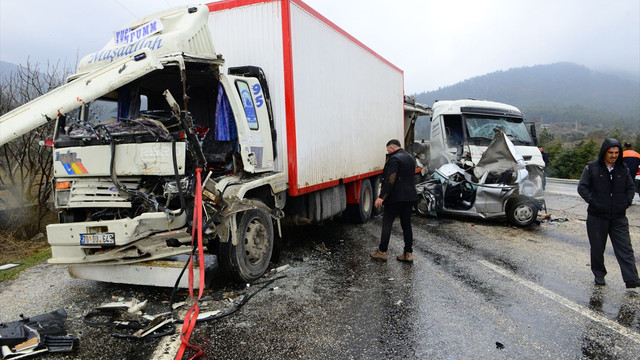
151, 331, 183, 360
478, 259, 640, 344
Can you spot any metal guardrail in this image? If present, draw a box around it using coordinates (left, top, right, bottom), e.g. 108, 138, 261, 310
547, 177, 579, 185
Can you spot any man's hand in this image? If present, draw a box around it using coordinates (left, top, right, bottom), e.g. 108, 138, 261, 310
374, 198, 384, 208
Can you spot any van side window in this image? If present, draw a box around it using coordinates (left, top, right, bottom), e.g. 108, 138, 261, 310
443, 115, 463, 146
235, 81, 258, 130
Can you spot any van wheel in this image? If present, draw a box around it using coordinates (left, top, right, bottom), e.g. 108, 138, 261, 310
506, 198, 538, 227
218, 208, 274, 283
415, 197, 431, 217
345, 178, 373, 223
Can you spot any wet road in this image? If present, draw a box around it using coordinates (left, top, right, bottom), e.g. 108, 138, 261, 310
1, 179, 639, 359
162, 179, 640, 359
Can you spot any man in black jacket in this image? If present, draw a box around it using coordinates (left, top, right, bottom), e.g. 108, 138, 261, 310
577, 138, 640, 288
370, 139, 418, 262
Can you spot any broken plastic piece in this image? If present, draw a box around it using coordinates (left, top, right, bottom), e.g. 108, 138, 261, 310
44, 335, 78, 353
313, 242, 331, 255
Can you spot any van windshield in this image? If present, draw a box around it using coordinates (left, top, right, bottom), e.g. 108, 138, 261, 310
464, 115, 533, 145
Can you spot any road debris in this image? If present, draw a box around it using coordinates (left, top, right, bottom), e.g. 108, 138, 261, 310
0, 308, 78, 359
0, 264, 21, 271
313, 242, 331, 255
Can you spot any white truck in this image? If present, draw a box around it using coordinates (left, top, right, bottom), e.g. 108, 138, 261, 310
0, 1, 408, 285
411, 99, 546, 227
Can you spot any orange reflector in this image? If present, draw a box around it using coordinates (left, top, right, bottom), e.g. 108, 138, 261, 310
56, 181, 71, 190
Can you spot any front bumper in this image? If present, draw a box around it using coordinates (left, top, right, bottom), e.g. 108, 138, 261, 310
46, 211, 189, 264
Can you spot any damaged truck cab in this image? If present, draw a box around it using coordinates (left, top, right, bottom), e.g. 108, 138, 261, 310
43, 5, 283, 284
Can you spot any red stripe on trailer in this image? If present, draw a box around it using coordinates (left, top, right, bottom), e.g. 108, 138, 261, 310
280, 0, 300, 197
292, 169, 383, 197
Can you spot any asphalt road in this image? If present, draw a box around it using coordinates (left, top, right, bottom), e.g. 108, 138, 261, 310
1, 178, 639, 359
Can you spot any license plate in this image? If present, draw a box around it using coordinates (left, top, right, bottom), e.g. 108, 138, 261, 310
80, 232, 115, 246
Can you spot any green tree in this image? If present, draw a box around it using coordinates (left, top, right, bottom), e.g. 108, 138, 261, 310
548, 138, 599, 179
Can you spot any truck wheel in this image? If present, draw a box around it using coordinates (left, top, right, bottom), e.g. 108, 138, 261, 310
372, 176, 383, 216
218, 208, 274, 283
345, 178, 373, 223
506, 198, 538, 227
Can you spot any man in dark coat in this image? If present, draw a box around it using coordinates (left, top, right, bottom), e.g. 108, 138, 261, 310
577, 138, 640, 288
370, 139, 418, 262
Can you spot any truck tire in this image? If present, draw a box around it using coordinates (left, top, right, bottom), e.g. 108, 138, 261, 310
372, 176, 383, 216
506, 197, 538, 227
218, 208, 274, 283
345, 178, 373, 223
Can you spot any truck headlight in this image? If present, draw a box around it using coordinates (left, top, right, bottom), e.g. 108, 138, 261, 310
56, 190, 70, 207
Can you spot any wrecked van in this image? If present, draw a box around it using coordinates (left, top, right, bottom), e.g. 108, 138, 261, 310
415, 130, 545, 227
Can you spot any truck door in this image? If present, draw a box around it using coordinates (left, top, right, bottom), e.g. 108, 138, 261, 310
220, 75, 274, 173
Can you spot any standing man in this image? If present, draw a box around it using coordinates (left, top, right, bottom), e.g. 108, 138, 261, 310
577, 138, 640, 288
622, 142, 640, 198
370, 139, 418, 262
539, 146, 550, 190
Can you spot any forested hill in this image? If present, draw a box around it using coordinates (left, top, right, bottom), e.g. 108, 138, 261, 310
414, 62, 640, 132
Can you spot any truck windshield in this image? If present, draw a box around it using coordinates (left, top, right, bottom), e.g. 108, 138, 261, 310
84, 98, 119, 125
464, 115, 533, 145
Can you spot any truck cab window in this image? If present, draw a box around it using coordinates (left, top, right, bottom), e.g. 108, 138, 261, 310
443, 115, 464, 146
85, 98, 118, 124
235, 80, 259, 130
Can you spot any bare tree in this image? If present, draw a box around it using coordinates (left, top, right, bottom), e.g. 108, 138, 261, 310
0, 59, 73, 238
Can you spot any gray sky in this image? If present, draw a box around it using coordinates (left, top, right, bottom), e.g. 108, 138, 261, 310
1, 0, 638, 93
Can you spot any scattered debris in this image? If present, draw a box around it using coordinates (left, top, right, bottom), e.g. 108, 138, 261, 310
0, 264, 21, 271
171, 302, 187, 310
85, 298, 175, 340
196, 310, 221, 320
313, 242, 331, 255
395, 300, 403, 306
0, 308, 78, 359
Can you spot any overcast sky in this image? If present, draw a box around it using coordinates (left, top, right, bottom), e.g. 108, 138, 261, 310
1, 0, 638, 93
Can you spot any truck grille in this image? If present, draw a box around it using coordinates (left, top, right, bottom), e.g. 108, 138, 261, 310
66, 178, 140, 208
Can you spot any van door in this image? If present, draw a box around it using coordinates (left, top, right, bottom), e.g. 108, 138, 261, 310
221, 75, 274, 173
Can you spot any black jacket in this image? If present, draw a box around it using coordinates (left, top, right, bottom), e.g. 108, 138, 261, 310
578, 138, 635, 219
379, 148, 418, 204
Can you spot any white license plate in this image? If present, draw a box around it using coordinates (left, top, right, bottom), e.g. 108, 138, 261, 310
80, 232, 115, 246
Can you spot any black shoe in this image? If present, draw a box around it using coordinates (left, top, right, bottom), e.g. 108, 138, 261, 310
594, 277, 606, 286
625, 280, 640, 289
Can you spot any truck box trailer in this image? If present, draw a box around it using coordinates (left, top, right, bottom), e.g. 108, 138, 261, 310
0, 1, 406, 285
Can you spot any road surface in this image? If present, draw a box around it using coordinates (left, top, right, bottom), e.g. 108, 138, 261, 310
1, 178, 638, 359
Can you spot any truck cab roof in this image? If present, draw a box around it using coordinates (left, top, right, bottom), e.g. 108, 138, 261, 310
75, 5, 218, 76
432, 99, 523, 118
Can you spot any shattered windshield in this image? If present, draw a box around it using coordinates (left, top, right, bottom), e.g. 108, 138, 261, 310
464, 115, 533, 145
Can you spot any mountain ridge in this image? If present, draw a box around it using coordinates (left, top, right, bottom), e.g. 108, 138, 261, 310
414, 62, 640, 131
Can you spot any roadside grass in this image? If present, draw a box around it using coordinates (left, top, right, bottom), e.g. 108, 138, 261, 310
0, 230, 51, 283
